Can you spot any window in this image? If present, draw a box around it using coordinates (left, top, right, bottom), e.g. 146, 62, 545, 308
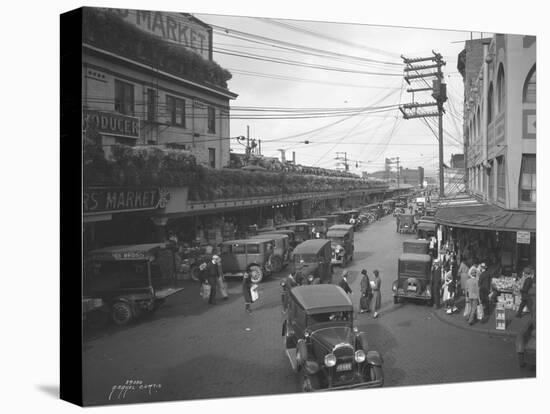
520, 155, 536, 202
207, 106, 216, 133
166, 95, 186, 127
497, 65, 505, 113
523, 66, 536, 103
114, 80, 134, 115
497, 156, 506, 201
487, 84, 493, 124
146, 89, 157, 122
232, 243, 245, 254
208, 147, 216, 168
246, 244, 260, 254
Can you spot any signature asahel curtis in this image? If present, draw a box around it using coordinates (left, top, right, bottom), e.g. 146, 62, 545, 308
108, 380, 162, 401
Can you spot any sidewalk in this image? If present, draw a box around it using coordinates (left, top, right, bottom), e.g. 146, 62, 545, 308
431, 296, 532, 338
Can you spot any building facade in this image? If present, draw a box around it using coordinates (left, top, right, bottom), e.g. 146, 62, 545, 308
82, 8, 237, 168
436, 34, 536, 274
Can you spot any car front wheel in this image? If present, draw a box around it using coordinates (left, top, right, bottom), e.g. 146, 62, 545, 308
111, 301, 133, 326
369, 365, 384, 385
249, 265, 263, 283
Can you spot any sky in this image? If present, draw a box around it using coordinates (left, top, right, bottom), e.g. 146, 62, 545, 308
193, 12, 483, 176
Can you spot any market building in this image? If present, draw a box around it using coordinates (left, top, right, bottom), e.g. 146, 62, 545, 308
436, 34, 536, 275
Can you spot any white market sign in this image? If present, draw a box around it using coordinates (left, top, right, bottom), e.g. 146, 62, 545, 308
516, 231, 531, 244
110, 9, 211, 60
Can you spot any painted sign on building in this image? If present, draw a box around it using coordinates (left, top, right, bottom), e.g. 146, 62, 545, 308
110, 9, 211, 60
83, 110, 140, 138
84, 187, 170, 214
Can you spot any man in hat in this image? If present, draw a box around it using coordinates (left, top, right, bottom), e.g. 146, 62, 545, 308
359, 269, 372, 313
517, 267, 535, 319
477, 262, 491, 320
431, 259, 442, 308
206, 255, 221, 305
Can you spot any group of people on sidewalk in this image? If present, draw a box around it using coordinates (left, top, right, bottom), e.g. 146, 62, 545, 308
338, 269, 382, 318
199, 255, 258, 313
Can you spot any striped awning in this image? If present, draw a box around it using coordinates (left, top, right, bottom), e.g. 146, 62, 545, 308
435, 197, 536, 232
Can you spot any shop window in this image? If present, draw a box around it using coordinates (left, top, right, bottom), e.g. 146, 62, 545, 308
497, 65, 505, 113
207, 106, 216, 133
208, 147, 216, 168
523, 65, 536, 103
114, 79, 134, 115
166, 95, 186, 127
520, 154, 536, 202
487, 83, 493, 124
497, 156, 506, 202
146, 88, 157, 122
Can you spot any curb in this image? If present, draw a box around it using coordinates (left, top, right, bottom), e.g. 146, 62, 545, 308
430, 305, 517, 338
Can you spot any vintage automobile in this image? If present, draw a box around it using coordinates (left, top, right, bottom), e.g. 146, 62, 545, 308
318, 214, 340, 230
391, 253, 433, 305
397, 213, 416, 234
291, 239, 333, 284
402, 239, 430, 255
326, 224, 354, 267
276, 222, 313, 244
329, 211, 352, 225
220, 238, 275, 283
424, 208, 436, 217
417, 219, 437, 239
259, 228, 298, 249
298, 217, 329, 239
282, 284, 384, 392
85, 244, 184, 325
250, 233, 290, 272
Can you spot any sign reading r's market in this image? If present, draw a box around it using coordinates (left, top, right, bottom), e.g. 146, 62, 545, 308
84, 187, 170, 214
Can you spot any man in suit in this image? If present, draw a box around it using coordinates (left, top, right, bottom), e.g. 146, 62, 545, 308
206, 255, 221, 305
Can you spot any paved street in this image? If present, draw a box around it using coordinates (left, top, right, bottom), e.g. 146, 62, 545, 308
82, 215, 534, 406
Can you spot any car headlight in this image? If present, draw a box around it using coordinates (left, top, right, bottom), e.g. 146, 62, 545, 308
354, 350, 366, 363
324, 354, 337, 367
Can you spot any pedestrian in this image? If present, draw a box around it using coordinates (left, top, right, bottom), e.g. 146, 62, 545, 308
465, 269, 480, 325
443, 266, 458, 314
281, 272, 298, 312
431, 259, 442, 308
359, 269, 372, 313
242, 270, 254, 313
429, 236, 437, 258
477, 262, 491, 320
339, 270, 352, 295
516, 267, 535, 318
216, 255, 229, 300
206, 255, 220, 305
371, 270, 382, 318
468, 257, 480, 278
395, 214, 401, 233
458, 256, 470, 298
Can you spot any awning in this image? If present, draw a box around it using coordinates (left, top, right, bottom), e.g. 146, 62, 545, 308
435, 197, 536, 232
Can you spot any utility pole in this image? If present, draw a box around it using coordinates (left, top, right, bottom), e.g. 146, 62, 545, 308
335, 152, 349, 171
396, 157, 400, 189
399, 51, 447, 197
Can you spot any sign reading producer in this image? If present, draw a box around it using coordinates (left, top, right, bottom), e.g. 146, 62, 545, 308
83, 110, 140, 138
84, 187, 170, 214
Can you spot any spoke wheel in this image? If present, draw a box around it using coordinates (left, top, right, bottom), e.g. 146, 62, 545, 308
249, 265, 263, 283
111, 301, 133, 326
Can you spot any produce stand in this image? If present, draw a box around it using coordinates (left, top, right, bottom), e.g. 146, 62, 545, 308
491, 276, 526, 330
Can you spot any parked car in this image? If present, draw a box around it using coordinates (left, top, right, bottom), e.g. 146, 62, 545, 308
259, 228, 298, 249
220, 238, 275, 283
391, 253, 433, 305
416, 220, 437, 239
402, 239, 430, 255
250, 233, 291, 272
298, 217, 329, 239
398, 213, 415, 234
85, 244, 184, 325
282, 284, 384, 392
291, 239, 334, 284
276, 222, 313, 244
326, 224, 354, 267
